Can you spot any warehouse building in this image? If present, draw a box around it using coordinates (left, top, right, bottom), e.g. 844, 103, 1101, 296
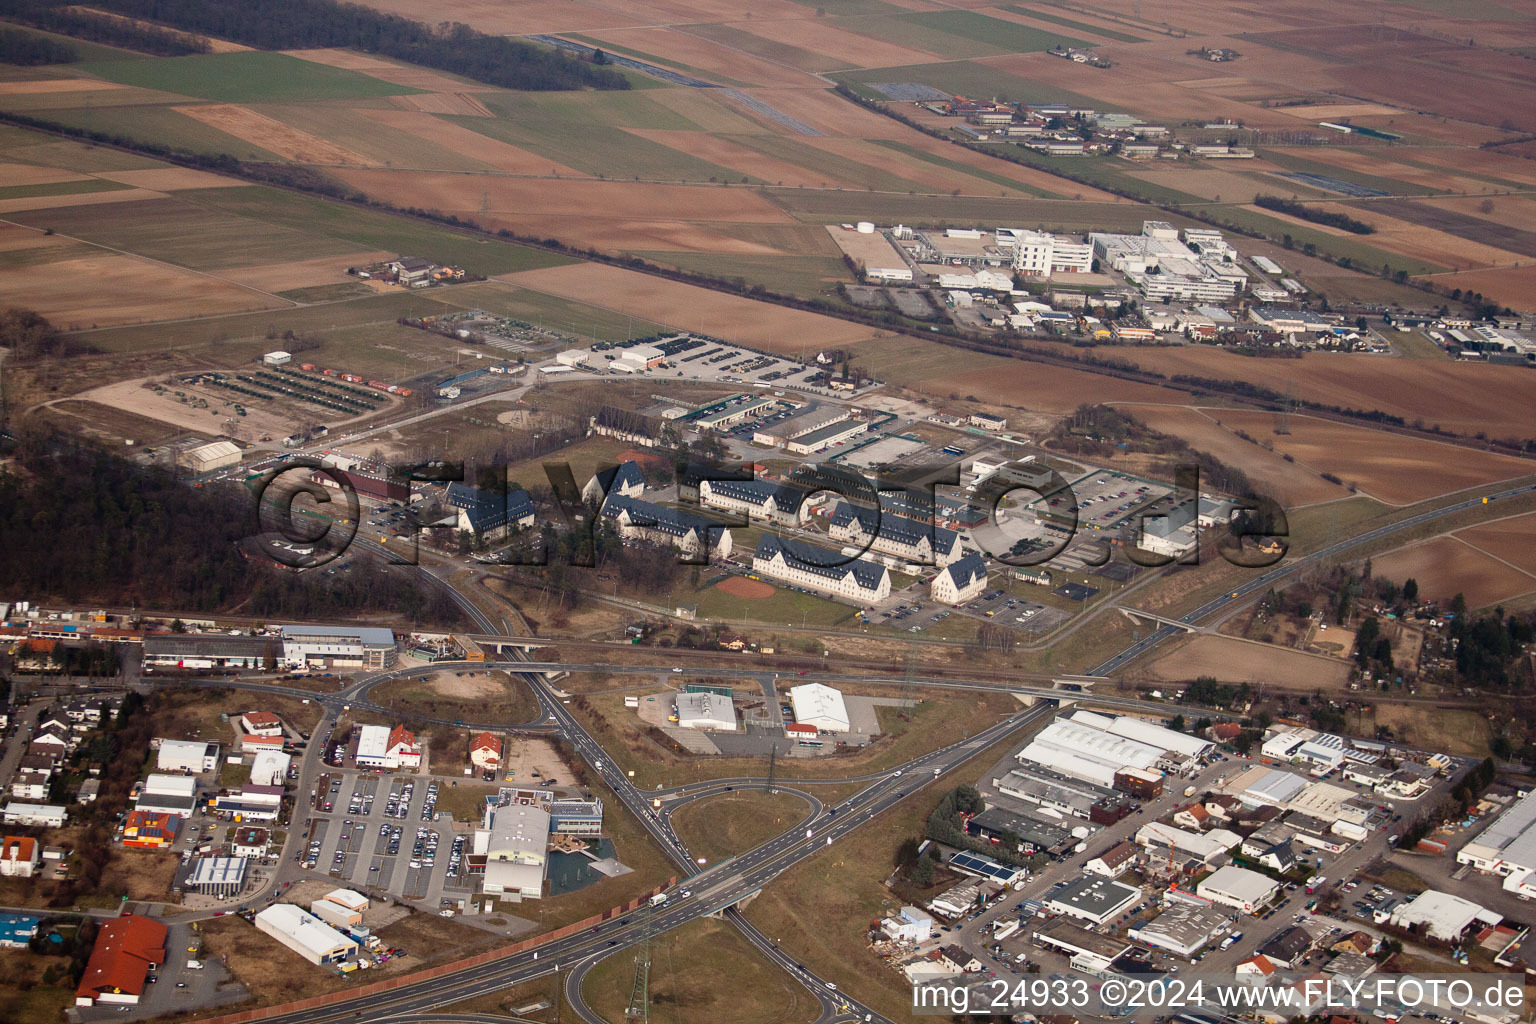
1045, 875, 1141, 926
1089, 222, 1245, 302
280, 624, 396, 671
255, 904, 358, 965
788, 682, 850, 733
1459, 788, 1536, 876
752, 536, 890, 604
180, 440, 241, 475
156, 739, 220, 774
249, 749, 291, 787
675, 691, 737, 731
135, 775, 197, 818
144, 634, 272, 673
310, 889, 369, 930
966, 807, 1077, 858
1196, 865, 1279, 914
1135, 822, 1239, 866
1130, 901, 1233, 958
185, 856, 247, 898
1069, 710, 1213, 769
993, 766, 1115, 820
1389, 890, 1500, 942
828, 503, 963, 567
752, 405, 850, 448
1240, 768, 1309, 809
1018, 718, 1164, 789
2, 802, 66, 828
785, 418, 867, 455
355, 724, 421, 770
477, 798, 550, 902
74, 915, 166, 1007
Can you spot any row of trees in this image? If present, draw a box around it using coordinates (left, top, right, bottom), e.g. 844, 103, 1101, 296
0, 25, 79, 64
9, 3, 208, 56
0, 307, 93, 361
1255, 194, 1376, 234
79, 0, 630, 90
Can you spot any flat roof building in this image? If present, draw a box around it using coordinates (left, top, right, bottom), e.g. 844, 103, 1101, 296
279, 624, 396, 670
185, 857, 247, 897
1389, 890, 1501, 942
675, 691, 737, 731
156, 738, 219, 774
1033, 918, 1133, 972
1018, 718, 1164, 789
1045, 875, 1141, 926
1196, 865, 1278, 914
1459, 788, 1536, 876
788, 682, 850, 733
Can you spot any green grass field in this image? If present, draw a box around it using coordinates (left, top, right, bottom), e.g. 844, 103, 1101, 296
688, 23, 853, 73
718, 132, 938, 193
187, 186, 572, 275
74, 51, 422, 102
834, 10, 1089, 60
1258, 149, 1438, 198
1001, 5, 1148, 42
671, 790, 811, 866
78, 289, 455, 352
831, 61, 1102, 109
17, 104, 283, 160
0, 178, 133, 201
691, 579, 857, 628
5, 193, 362, 271
275, 281, 376, 303
439, 281, 670, 341
637, 251, 850, 298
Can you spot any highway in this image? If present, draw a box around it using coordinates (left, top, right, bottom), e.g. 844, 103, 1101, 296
1090, 481, 1536, 675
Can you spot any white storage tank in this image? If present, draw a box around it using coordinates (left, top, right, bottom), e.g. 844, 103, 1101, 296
856, 221, 875, 233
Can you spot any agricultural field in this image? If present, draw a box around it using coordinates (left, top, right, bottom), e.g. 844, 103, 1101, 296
1140, 633, 1353, 687
1370, 535, 1536, 609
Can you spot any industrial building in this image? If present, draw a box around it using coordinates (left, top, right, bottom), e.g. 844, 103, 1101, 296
248, 749, 291, 786
828, 503, 963, 566
213, 784, 283, 821
135, 774, 198, 817
1196, 865, 1279, 914
675, 691, 737, 731
993, 766, 1117, 821
1459, 788, 1536, 877
784, 419, 867, 455
881, 905, 934, 944
2, 802, 66, 827
1018, 718, 1164, 789
477, 796, 550, 902
1129, 901, 1233, 958
1388, 890, 1501, 942
1045, 875, 1142, 926
74, 914, 167, 1007
279, 624, 396, 671
752, 405, 851, 448
156, 738, 220, 774
930, 551, 988, 605
1135, 821, 1239, 866
948, 849, 1027, 888
185, 856, 248, 898
355, 724, 421, 770
788, 682, 851, 733
1240, 768, 1309, 809
311, 889, 369, 930
966, 807, 1077, 858
263, 350, 292, 366
180, 440, 241, 474
1002, 228, 1094, 276
752, 536, 890, 604
1068, 710, 1213, 769
1089, 222, 1246, 302
144, 634, 273, 673
1032, 920, 1132, 974
255, 904, 359, 965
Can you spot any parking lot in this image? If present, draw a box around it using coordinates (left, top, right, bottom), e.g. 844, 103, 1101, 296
300, 769, 476, 912
1063, 469, 1170, 532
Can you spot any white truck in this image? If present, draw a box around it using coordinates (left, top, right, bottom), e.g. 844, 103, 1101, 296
649, 893, 668, 908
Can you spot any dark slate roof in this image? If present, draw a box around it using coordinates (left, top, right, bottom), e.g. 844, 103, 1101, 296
703, 478, 780, 507
940, 551, 988, 590
754, 535, 887, 591
601, 494, 714, 541
446, 481, 533, 534
1259, 925, 1312, 962
591, 461, 646, 496
830, 502, 959, 555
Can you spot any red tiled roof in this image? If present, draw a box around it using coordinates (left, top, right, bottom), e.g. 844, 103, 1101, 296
1, 836, 37, 862
242, 711, 281, 727
470, 731, 500, 753
388, 725, 418, 750
77, 915, 167, 1001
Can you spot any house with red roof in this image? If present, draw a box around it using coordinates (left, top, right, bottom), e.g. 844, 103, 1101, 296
121, 810, 179, 849
0, 835, 38, 877
387, 726, 421, 768
470, 732, 502, 772
239, 711, 284, 737
75, 914, 167, 1006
